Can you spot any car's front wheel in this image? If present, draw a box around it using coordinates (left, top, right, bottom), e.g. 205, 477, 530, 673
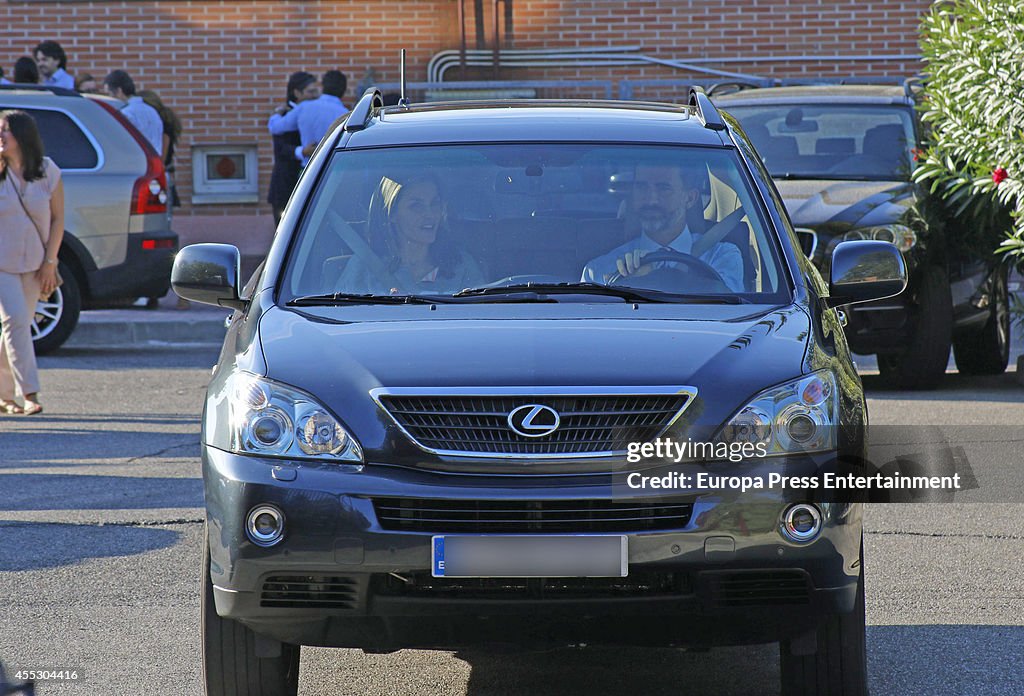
877, 265, 952, 389
779, 544, 867, 696
202, 528, 300, 696
31, 259, 81, 355
953, 265, 1010, 375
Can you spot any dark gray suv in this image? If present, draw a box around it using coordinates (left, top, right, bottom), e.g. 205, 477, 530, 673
174, 88, 907, 696
717, 83, 1011, 388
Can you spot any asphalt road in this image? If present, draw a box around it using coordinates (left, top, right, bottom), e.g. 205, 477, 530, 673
0, 345, 1022, 695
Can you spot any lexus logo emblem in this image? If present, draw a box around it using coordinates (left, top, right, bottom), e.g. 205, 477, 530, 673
507, 404, 560, 438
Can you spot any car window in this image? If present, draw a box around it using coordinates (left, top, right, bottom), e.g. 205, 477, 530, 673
18, 107, 99, 170
725, 104, 915, 181
281, 143, 791, 303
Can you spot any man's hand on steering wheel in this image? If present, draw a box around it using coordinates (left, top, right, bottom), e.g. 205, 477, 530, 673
609, 249, 654, 281
603, 248, 729, 291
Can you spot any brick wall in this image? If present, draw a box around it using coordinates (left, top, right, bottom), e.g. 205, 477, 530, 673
0, 0, 930, 242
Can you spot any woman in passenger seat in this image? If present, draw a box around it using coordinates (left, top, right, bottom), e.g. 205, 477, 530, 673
338, 173, 484, 294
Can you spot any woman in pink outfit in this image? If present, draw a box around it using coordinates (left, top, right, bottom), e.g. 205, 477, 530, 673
0, 110, 64, 415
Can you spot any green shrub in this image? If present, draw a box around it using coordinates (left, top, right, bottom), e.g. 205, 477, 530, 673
914, 0, 1024, 264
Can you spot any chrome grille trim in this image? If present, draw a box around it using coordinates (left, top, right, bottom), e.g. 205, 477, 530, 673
371, 386, 698, 458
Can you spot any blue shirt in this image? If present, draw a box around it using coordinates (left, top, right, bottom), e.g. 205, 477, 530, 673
268, 94, 348, 165
581, 227, 744, 292
44, 68, 74, 90
121, 96, 164, 155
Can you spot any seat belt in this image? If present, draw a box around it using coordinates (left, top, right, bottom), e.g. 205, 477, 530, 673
691, 207, 747, 258
326, 209, 403, 290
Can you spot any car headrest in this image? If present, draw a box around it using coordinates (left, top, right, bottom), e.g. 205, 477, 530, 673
863, 124, 906, 156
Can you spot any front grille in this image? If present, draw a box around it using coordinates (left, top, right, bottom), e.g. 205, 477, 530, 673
706, 571, 811, 607
260, 575, 357, 609
375, 571, 690, 599
372, 497, 693, 533
376, 391, 692, 456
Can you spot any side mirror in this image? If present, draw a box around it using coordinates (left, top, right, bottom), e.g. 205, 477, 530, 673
824, 240, 907, 309
171, 243, 245, 310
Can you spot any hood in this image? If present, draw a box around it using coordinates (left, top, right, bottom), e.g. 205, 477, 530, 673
255, 304, 812, 458
776, 179, 915, 234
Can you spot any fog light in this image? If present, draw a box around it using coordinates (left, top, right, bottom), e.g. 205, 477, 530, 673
246, 505, 285, 547
781, 503, 822, 543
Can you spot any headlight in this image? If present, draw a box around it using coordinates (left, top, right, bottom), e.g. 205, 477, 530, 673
842, 225, 916, 252
718, 371, 838, 455
225, 372, 363, 462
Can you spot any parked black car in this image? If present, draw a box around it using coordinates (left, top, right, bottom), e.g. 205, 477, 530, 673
174, 89, 907, 696
717, 83, 1011, 388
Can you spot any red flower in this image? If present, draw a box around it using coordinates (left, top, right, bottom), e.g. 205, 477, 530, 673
992, 167, 1009, 184
912, 148, 924, 162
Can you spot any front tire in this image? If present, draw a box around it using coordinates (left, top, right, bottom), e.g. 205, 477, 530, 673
31, 259, 81, 355
877, 265, 951, 389
779, 547, 867, 696
202, 528, 299, 696
953, 265, 1010, 375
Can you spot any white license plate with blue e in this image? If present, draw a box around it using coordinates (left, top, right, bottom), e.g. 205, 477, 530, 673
431, 535, 627, 578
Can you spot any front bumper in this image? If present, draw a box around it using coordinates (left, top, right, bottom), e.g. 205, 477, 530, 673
203, 447, 863, 651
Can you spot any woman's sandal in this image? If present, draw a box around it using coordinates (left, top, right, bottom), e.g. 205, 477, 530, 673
0, 400, 23, 415
21, 395, 42, 416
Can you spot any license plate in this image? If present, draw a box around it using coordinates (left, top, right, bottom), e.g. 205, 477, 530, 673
431, 535, 627, 578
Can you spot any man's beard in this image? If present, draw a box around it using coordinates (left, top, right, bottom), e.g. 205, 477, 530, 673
638, 206, 669, 236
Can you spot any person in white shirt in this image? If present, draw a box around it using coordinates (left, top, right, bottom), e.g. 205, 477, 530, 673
581, 163, 744, 292
102, 70, 163, 155
33, 41, 74, 90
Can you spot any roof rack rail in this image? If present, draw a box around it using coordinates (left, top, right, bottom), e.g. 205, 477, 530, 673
769, 76, 918, 88
344, 87, 384, 132
902, 76, 923, 97
0, 84, 80, 97
688, 87, 725, 131
706, 80, 769, 97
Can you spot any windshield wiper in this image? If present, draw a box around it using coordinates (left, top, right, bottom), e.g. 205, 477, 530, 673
287, 291, 558, 306
774, 173, 838, 180
287, 292, 457, 306
453, 282, 747, 304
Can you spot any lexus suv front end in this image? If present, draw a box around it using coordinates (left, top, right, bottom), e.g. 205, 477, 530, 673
175, 89, 906, 696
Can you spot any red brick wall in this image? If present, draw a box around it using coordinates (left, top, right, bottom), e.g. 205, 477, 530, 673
0, 0, 930, 237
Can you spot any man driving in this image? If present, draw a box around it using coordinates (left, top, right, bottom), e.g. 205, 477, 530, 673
582, 163, 744, 291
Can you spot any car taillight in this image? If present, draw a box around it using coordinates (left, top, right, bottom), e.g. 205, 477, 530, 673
141, 238, 175, 250
132, 152, 169, 215
93, 98, 168, 215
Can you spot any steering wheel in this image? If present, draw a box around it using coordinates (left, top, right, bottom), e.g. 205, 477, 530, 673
605, 249, 730, 293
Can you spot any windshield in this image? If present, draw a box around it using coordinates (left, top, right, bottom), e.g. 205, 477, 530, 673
280, 143, 790, 304
725, 104, 916, 181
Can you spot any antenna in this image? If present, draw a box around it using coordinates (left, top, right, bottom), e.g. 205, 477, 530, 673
399, 49, 409, 108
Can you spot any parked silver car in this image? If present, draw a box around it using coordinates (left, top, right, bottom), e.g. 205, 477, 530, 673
0, 85, 177, 352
